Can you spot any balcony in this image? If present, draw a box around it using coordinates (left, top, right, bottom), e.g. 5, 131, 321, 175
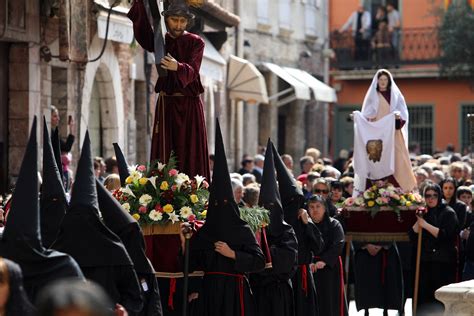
330, 27, 440, 71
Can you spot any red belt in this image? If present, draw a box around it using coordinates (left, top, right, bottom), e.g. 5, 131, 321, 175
168, 278, 176, 310
206, 272, 245, 316
338, 256, 344, 316
299, 264, 308, 296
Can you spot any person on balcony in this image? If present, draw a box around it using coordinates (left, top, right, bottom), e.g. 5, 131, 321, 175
387, 2, 401, 62
339, 5, 372, 62
371, 19, 392, 67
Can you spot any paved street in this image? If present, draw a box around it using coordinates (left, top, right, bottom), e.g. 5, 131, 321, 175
349, 299, 413, 316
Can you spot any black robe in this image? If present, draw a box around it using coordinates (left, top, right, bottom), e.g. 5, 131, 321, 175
313, 216, 348, 316
353, 242, 404, 312
291, 219, 323, 316
250, 229, 298, 316
409, 203, 458, 312
190, 242, 265, 316
3, 258, 35, 316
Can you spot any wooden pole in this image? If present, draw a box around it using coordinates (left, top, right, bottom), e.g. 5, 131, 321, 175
413, 228, 423, 316
344, 235, 352, 294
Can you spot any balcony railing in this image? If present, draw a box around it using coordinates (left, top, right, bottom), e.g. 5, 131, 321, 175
330, 27, 440, 70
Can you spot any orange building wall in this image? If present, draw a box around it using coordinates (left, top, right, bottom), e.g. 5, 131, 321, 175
334, 78, 474, 151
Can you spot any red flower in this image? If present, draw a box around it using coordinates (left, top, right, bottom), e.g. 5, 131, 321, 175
154, 204, 163, 213
162, 190, 174, 201
138, 205, 147, 214
188, 214, 196, 222
168, 169, 178, 177
137, 165, 146, 172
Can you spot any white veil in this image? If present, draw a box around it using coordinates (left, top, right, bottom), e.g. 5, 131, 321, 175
353, 69, 410, 196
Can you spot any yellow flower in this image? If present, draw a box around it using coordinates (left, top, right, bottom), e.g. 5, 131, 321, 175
408, 194, 415, 202
132, 213, 140, 221
200, 210, 207, 218
125, 176, 133, 184
163, 204, 174, 213
406, 201, 412, 207
139, 177, 148, 185
367, 200, 375, 207
190, 194, 199, 204
160, 181, 169, 191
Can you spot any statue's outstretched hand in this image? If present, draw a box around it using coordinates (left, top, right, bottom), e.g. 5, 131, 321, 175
161, 53, 178, 71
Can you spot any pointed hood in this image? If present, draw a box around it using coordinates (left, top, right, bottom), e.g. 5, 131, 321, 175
0, 117, 84, 301
96, 180, 154, 274
113, 143, 130, 186
51, 127, 62, 173
69, 131, 99, 211
272, 143, 305, 228
259, 139, 291, 237
40, 117, 68, 248
3, 117, 41, 247
192, 119, 257, 250
52, 132, 133, 268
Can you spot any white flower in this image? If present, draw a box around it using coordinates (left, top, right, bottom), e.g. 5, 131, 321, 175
175, 173, 190, 190
169, 212, 180, 224
122, 186, 135, 198
128, 164, 138, 174
179, 206, 193, 219
139, 194, 153, 206
363, 191, 371, 199
355, 197, 365, 206
148, 176, 158, 189
149, 210, 163, 221
157, 162, 166, 171
129, 170, 143, 182
122, 202, 131, 213
194, 175, 205, 188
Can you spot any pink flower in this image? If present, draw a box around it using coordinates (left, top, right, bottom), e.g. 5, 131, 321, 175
381, 197, 390, 204
139, 205, 147, 214
171, 185, 177, 192
202, 180, 209, 189
168, 169, 178, 177
345, 198, 355, 206
137, 165, 146, 172
188, 214, 196, 222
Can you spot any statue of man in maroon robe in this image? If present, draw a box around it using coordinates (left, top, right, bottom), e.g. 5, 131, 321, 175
128, 0, 210, 181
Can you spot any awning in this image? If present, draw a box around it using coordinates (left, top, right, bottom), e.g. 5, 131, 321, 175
283, 67, 338, 103
262, 62, 311, 101
227, 55, 268, 104
201, 35, 226, 82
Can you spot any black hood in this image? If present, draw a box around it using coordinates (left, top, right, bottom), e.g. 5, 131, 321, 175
113, 143, 130, 186
52, 132, 133, 268
40, 117, 68, 248
0, 117, 84, 302
259, 139, 292, 238
97, 180, 154, 274
271, 143, 305, 228
191, 119, 257, 250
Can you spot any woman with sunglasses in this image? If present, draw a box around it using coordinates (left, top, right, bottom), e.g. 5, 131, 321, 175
307, 195, 348, 316
313, 178, 339, 218
410, 183, 458, 313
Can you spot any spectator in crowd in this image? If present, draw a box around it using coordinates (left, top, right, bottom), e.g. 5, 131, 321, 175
305, 148, 321, 164
415, 168, 429, 190
242, 173, 256, 186
386, 2, 401, 61
339, 5, 372, 61
0, 257, 35, 316
242, 183, 260, 208
299, 156, 315, 175
238, 155, 254, 175
253, 154, 265, 183
94, 157, 106, 183
104, 156, 119, 176
281, 154, 294, 172
51, 105, 75, 153
103, 174, 121, 192
431, 170, 445, 185
340, 176, 355, 198
61, 153, 74, 194
231, 178, 244, 205
334, 149, 349, 173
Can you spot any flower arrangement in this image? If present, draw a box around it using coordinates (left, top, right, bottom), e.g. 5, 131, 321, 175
343, 182, 425, 218
112, 156, 209, 226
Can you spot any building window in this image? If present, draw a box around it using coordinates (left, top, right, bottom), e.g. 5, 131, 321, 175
257, 0, 270, 25
279, 0, 291, 30
408, 105, 433, 154
304, 0, 318, 37
460, 104, 474, 154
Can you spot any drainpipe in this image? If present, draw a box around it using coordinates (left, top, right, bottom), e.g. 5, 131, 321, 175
322, 0, 330, 158
232, 0, 244, 171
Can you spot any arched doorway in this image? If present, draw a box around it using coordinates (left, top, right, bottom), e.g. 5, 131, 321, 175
88, 65, 118, 158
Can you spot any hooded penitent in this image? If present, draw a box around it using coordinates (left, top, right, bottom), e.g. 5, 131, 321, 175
96, 180, 153, 274
259, 139, 293, 238
113, 143, 130, 187
191, 119, 256, 250
40, 117, 68, 248
0, 117, 84, 302
271, 143, 305, 229
52, 131, 133, 268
